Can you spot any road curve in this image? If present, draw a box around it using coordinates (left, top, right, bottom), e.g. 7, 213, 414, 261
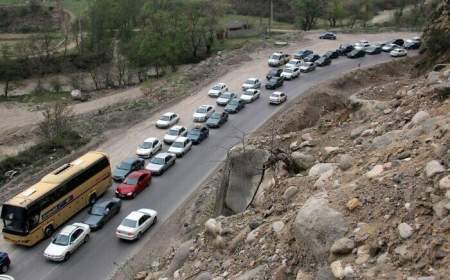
1, 33, 418, 280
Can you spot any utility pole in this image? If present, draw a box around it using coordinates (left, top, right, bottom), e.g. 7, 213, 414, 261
268, 0, 273, 36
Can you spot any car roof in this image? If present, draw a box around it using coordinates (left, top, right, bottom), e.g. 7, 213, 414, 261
144, 137, 158, 142
215, 83, 225, 86
59, 224, 79, 235
289, 59, 300, 62
128, 170, 148, 178
169, 125, 184, 130
93, 199, 116, 208
246, 89, 258, 92
199, 104, 212, 109
273, 91, 284, 95
163, 112, 176, 117
174, 136, 188, 142
272, 52, 283, 55
246, 78, 258, 81
126, 211, 145, 221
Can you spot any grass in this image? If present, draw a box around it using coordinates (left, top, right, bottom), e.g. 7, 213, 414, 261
220, 15, 296, 31
0, 0, 90, 16
0, 91, 71, 104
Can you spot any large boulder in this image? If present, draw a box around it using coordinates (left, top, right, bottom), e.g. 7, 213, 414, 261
308, 163, 337, 177
293, 193, 348, 264
166, 240, 194, 277
291, 152, 315, 170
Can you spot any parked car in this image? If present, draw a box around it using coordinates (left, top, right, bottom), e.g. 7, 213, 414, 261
346, 49, 366, 58
163, 125, 188, 144
242, 78, 261, 90
265, 76, 284, 90
354, 42, 370, 51
319, 32, 336, 40
390, 48, 407, 57
324, 50, 339, 59
116, 209, 158, 241
116, 170, 151, 198
293, 49, 313, 60
281, 67, 300, 80
43, 223, 90, 262
145, 152, 176, 175
337, 44, 354, 55
112, 157, 145, 182
240, 89, 261, 103
168, 137, 193, 157
83, 198, 121, 229
269, 91, 287, 105
187, 125, 209, 144
266, 68, 283, 80
299, 61, 316, 73
412, 36, 421, 42
389, 38, 404, 46
208, 83, 228, 97
382, 43, 401, 52
155, 112, 180, 128
193, 104, 215, 121
404, 39, 420, 49
0, 252, 10, 273
216, 92, 237, 106
206, 111, 228, 128
136, 137, 162, 158
285, 59, 302, 69
268, 52, 290, 66
303, 54, 321, 63
224, 98, 245, 114
365, 45, 382, 55
315, 56, 332, 67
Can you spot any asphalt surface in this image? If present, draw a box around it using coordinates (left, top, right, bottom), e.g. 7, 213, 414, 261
1, 39, 417, 280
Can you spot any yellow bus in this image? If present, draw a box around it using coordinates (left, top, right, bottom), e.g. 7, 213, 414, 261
1, 151, 112, 246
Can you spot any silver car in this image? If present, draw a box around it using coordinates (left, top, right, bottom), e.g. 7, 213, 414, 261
168, 137, 193, 157
145, 152, 176, 175
216, 92, 237, 106
241, 78, 261, 91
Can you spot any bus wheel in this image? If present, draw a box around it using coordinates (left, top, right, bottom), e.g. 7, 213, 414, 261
89, 194, 97, 205
1, 264, 8, 273
44, 225, 54, 238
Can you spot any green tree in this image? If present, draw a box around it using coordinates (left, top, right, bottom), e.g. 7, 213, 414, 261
291, 0, 326, 30
0, 45, 21, 97
325, 0, 347, 27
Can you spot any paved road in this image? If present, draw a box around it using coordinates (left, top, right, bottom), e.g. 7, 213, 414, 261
1, 35, 417, 280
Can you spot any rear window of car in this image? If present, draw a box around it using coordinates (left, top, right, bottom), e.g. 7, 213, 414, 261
121, 218, 137, 228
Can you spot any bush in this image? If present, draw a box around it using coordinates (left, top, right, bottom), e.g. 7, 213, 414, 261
38, 102, 76, 147
426, 29, 450, 55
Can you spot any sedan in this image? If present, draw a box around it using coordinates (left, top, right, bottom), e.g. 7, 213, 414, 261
216, 92, 237, 106
346, 49, 366, 58
224, 98, 245, 114
44, 223, 90, 262
315, 56, 332, 67
365, 45, 382, 55
382, 43, 400, 52
163, 125, 188, 144
240, 89, 261, 103
83, 198, 121, 230
324, 50, 339, 59
299, 61, 316, 73
404, 40, 420, 49
285, 59, 302, 69
136, 137, 162, 158
390, 48, 407, 57
319, 32, 336, 40
0, 252, 10, 273
241, 78, 261, 90
304, 54, 320, 63
266, 68, 283, 80
115, 170, 151, 198
293, 49, 313, 60
281, 67, 300, 80
116, 209, 158, 241
265, 76, 284, 90
269, 91, 287, 105
206, 111, 228, 128
208, 83, 228, 97
193, 105, 215, 122
337, 44, 354, 55
155, 112, 180, 128
168, 137, 193, 157
187, 125, 209, 144
145, 153, 176, 175
112, 157, 145, 182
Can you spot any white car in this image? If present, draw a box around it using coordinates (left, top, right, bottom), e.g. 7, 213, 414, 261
216, 92, 237, 106
268, 52, 289, 66
390, 48, 407, 57
136, 137, 162, 158
240, 89, 261, 103
281, 67, 300, 80
116, 208, 158, 241
208, 83, 228, 97
241, 78, 261, 91
43, 223, 90, 262
382, 43, 400, 52
354, 42, 370, 50
155, 112, 180, 128
269, 91, 287, 105
168, 137, 193, 157
163, 125, 188, 144
299, 61, 316, 72
193, 105, 215, 122
285, 59, 302, 69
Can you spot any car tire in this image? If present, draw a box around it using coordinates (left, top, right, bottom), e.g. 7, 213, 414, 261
64, 252, 71, 261
132, 192, 136, 199
153, 216, 158, 225
1, 264, 9, 273
44, 225, 54, 238
84, 234, 90, 243
137, 232, 142, 240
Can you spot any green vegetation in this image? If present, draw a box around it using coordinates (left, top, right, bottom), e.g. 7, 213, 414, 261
220, 15, 295, 30
0, 90, 70, 103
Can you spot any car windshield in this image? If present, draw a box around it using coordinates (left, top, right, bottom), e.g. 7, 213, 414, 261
90, 205, 105, 216
245, 80, 255, 84
222, 92, 233, 98
196, 107, 208, 113
140, 142, 153, 149
210, 113, 220, 119
168, 129, 179, 136
189, 130, 200, 136
229, 100, 239, 105
271, 93, 280, 98
287, 61, 296, 65
284, 68, 294, 73
212, 85, 222, 90
124, 177, 139, 185
172, 141, 185, 148
269, 78, 278, 83
117, 162, 132, 170
53, 233, 70, 246
150, 157, 165, 165
269, 69, 278, 75
270, 54, 281, 60
159, 116, 170, 121
121, 218, 137, 228
244, 91, 254, 96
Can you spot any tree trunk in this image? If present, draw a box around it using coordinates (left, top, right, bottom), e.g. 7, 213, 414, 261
4, 80, 9, 97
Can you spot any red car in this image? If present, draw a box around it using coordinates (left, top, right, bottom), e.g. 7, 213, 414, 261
115, 170, 151, 199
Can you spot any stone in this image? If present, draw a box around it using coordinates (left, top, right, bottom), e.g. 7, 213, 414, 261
291, 152, 315, 170
366, 165, 384, 178
213, 235, 226, 249
166, 240, 194, 277
302, 133, 313, 141
330, 261, 344, 279
433, 200, 449, 218
351, 127, 365, 139
439, 175, 450, 190
337, 154, 352, 171
411, 111, 430, 125
295, 270, 312, 280
376, 252, 390, 264
355, 245, 370, 264
425, 160, 445, 178
195, 272, 213, 280
361, 129, 375, 137
299, 140, 315, 148
135, 271, 148, 280
272, 221, 285, 236
343, 265, 355, 278
314, 169, 334, 188
324, 146, 340, 156
205, 218, 221, 236
283, 186, 299, 201
290, 141, 300, 151
347, 198, 362, 211
272, 264, 287, 280
235, 265, 266, 280
245, 229, 259, 244
308, 163, 337, 177
331, 237, 355, 255
398, 223, 413, 239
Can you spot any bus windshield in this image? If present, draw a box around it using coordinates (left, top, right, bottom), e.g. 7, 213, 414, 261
1, 205, 28, 234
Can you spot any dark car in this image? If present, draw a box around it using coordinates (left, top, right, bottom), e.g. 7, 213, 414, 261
266, 68, 283, 80
187, 125, 209, 144
337, 44, 354, 55
265, 76, 284, 90
293, 49, 313, 60
83, 198, 121, 230
324, 50, 339, 59
224, 98, 245, 114
115, 170, 151, 199
365, 45, 382, 55
346, 49, 366, 58
319, 32, 336, 40
206, 111, 228, 128
0, 252, 10, 273
304, 54, 321, 63
389, 38, 404, 46
404, 40, 421, 49
112, 157, 145, 182
315, 56, 332, 67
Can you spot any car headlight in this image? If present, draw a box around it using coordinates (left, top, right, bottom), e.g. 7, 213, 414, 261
127, 192, 133, 196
